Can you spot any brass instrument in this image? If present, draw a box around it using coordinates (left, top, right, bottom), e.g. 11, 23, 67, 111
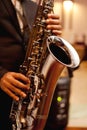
9, 0, 80, 130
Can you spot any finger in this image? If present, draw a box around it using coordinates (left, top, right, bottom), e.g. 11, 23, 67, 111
10, 85, 27, 99
1, 80, 27, 99
12, 72, 30, 83
46, 19, 61, 25
10, 77, 30, 90
52, 30, 62, 35
47, 14, 60, 19
47, 24, 62, 30
5, 73, 30, 90
2, 86, 19, 101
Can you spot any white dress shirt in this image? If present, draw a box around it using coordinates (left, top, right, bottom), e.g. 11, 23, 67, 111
11, 0, 24, 32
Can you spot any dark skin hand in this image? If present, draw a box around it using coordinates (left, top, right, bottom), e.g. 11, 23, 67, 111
46, 13, 62, 36
0, 13, 62, 101
0, 72, 30, 101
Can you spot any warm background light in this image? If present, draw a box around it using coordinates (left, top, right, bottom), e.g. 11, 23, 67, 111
63, 0, 73, 11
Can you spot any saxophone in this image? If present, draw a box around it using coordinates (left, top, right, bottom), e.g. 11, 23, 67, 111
9, 0, 80, 130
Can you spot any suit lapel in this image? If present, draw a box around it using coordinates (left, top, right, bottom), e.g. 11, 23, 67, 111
2, 0, 22, 34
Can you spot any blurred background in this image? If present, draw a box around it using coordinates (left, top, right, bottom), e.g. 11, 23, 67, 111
49, 0, 87, 129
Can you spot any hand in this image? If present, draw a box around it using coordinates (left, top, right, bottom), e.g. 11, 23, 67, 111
46, 13, 62, 36
0, 72, 30, 101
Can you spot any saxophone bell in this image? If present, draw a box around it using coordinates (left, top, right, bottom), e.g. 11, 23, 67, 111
47, 36, 80, 68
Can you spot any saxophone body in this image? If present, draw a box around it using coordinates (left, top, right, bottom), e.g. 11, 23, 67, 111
9, 0, 80, 130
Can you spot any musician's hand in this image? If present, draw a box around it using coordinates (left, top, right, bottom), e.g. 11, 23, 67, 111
0, 72, 30, 101
46, 13, 62, 36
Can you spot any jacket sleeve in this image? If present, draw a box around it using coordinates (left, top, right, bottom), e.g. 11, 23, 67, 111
0, 67, 8, 79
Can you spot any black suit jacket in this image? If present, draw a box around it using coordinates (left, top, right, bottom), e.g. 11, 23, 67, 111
0, 0, 26, 77
0, 0, 38, 77
0, 0, 25, 129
